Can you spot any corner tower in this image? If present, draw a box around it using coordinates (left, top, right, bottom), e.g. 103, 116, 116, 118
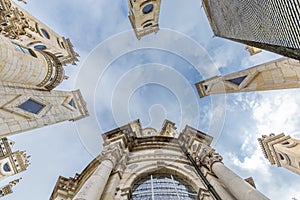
128, 0, 161, 40
50, 120, 269, 200
258, 133, 300, 175
0, 137, 29, 181
0, 0, 89, 137
0, 0, 79, 65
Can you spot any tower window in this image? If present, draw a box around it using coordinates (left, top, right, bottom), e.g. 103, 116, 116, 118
227, 75, 247, 85
68, 99, 76, 108
18, 99, 45, 114
282, 141, 290, 145
3, 163, 10, 172
40, 28, 50, 39
279, 153, 285, 160
13, 43, 37, 57
142, 4, 154, 14
34, 45, 47, 50
132, 174, 198, 200
143, 22, 153, 28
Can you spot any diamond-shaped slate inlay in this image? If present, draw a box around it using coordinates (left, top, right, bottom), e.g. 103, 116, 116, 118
227, 75, 247, 85
18, 99, 45, 114
68, 99, 76, 108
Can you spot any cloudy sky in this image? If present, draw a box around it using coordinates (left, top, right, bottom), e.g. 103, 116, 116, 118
3, 0, 300, 199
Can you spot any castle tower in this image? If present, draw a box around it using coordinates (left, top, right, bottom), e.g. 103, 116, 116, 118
50, 120, 269, 200
196, 58, 300, 98
0, 137, 15, 158
0, 150, 30, 181
0, 87, 88, 137
0, 178, 22, 198
0, 0, 79, 65
0, 35, 65, 90
0, 137, 30, 181
128, 0, 161, 40
202, 0, 300, 60
258, 133, 300, 175
0, 1, 88, 137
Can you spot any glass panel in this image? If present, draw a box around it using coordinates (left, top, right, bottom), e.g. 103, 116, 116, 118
18, 99, 45, 114
132, 174, 198, 200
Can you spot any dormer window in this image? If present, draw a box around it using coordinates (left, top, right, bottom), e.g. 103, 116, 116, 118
3, 163, 11, 172
13, 43, 37, 57
18, 98, 45, 115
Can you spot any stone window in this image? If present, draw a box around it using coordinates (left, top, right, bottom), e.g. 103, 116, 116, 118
131, 174, 198, 200
34, 44, 47, 50
40, 28, 50, 39
18, 98, 45, 114
142, 4, 154, 14
68, 99, 76, 108
143, 22, 153, 28
3, 163, 10, 172
227, 75, 247, 85
13, 43, 37, 57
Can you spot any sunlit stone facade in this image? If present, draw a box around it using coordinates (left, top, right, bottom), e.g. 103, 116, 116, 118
50, 120, 268, 200
0, 0, 88, 137
0, 0, 79, 65
202, 0, 300, 60
196, 58, 300, 98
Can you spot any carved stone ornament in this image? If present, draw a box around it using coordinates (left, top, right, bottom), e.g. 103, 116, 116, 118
200, 149, 223, 172
101, 142, 123, 167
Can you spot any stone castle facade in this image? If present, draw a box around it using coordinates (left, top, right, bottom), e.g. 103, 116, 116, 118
0, 0, 88, 138
50, 120, 269, 200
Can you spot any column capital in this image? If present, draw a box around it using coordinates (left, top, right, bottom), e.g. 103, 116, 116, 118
200, 149, 223, 172
101, 142, 123, 167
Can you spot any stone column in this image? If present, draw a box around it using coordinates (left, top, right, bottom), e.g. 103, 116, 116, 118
73, 145, 121, 200
201, 150, 269, 200
101, 153, 128, 200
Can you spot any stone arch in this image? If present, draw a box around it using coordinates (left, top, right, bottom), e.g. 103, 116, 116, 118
119, 161, 205, 197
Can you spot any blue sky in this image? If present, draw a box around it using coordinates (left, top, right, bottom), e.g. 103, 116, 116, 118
4, 0, 300, 199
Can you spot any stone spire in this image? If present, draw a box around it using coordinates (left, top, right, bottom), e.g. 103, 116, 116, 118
0, 177, 22, 198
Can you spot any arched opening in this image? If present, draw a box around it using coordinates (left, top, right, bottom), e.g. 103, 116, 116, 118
143, 22, 153, 28
3, 163, 11, 172
34, 45, 47, 50
142, 4, 154, 14
40, 28, 50, 39
131, 174, 199, 200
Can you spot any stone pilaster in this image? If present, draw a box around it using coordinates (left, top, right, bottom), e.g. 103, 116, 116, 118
196, 58, 300, 97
